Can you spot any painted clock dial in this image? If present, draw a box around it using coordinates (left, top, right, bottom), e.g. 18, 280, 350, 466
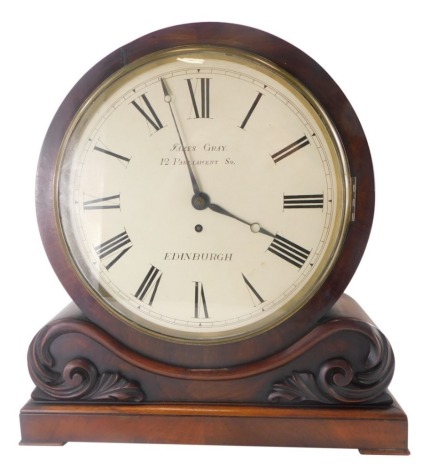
57, 46, 351, 343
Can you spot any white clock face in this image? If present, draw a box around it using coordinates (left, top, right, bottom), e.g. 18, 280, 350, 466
58, 47, 351, 343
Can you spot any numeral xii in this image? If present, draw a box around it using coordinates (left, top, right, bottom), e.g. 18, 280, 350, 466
187, 78, 211, 118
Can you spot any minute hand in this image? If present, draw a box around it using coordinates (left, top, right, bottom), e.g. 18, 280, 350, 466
161, 78, 200, 196
208, 202, 275, 238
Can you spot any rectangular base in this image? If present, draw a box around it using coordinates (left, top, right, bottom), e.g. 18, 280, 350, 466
19, 398, 409, 455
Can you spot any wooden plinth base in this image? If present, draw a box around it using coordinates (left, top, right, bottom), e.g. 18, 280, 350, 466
20, 398, 409, 454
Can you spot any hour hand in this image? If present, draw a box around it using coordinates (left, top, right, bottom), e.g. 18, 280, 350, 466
206, 199, 275, 238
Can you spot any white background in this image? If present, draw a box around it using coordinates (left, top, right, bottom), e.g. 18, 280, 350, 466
1, 0, 428, 468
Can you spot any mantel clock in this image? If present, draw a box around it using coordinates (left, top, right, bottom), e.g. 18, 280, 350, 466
19, 22, 408, 454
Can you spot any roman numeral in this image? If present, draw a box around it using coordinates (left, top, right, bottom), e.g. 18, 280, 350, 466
283, 194, 324, 209
94, 145, 130, 163
135, 266, 163, 305
131, 94, 164, 132
268, 234, 310, 268
240, 92, 263, 129
194, 281, 209, 318
186, 78, 211, 118
94, 230, 132, 270
83, 194, 120, 210
271, 136, 310, 163
242, 274, 265, 305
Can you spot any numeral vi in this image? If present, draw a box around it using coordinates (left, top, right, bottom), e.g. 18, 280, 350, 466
194, 281, 209, 318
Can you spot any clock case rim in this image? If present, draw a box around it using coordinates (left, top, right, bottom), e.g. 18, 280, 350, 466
36, 22, 374, 369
